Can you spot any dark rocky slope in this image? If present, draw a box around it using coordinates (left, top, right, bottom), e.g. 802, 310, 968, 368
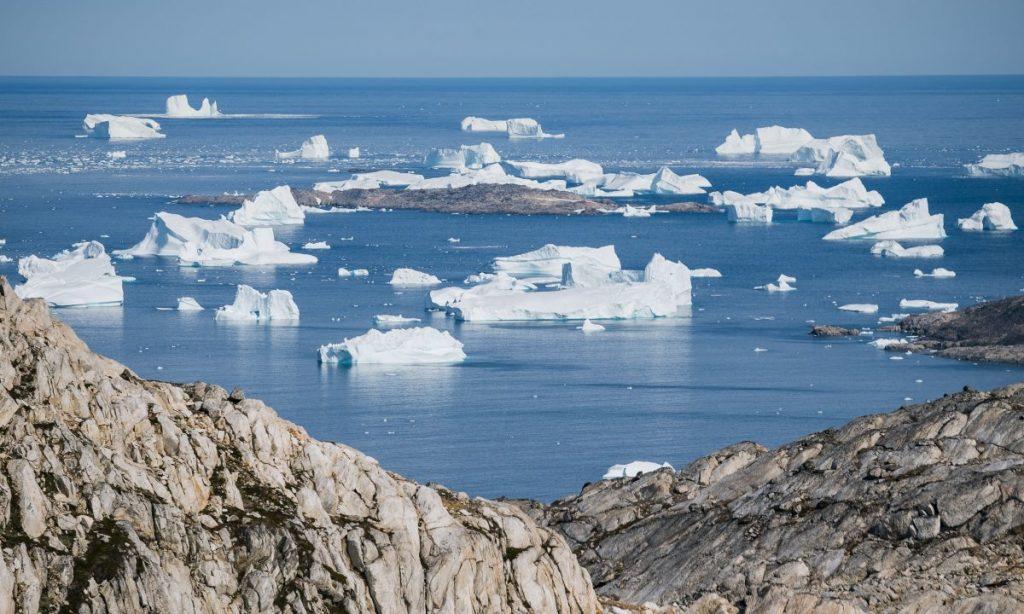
897, 295, 1024, 364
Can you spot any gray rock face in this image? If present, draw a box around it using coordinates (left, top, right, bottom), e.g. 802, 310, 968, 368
898, 295, 1024, 364
809, 325, 861, 337
526, 388, 1024, 612
0, 279, 599, 613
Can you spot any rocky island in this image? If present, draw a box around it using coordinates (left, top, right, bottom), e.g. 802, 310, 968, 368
896, 295, 1024, 364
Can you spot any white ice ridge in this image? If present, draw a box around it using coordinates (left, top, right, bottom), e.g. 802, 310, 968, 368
460, 116, 564, 139
507, 159, 605, 184
215, 285, 300, 322
405, 164, 567, 191
424, 142, 501, 170
389, 268, 442, 286
595, 167, 712, 196
823, 199, 945, 241
715, 126, 814, 156
314, 170, 427, 192
428, 273, 536, 311
755, 274, 796, 293
15, 241, 124, 307
578, 319, 605, 333
689, 268, 722, 278
603, 461, 674, 480
176, 297, 204, 311
165, 94, 221, 118
914, 268, 956, 279
710, 178, 884, 211
303, 241, 330, 250
839, 303, 879, 314
965, 153, 1024, 177
870, 338, 909, 350
899, 299, 958, 313
493, 244, 621, 282
83, 114, 165, 140
318, 327, 466, 365
373, 314, 422, 326
957, 202, 1017, 231
725, 202, 773, 224
870, 241, 944, 259
115, 212, 317, 267
228, 185, 305, 226
791, 135, 891, 177
276, 135, 330, 160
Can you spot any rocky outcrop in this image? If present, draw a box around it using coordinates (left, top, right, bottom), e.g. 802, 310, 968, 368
897, 295, 1024, 364
809, 325, 860, 337
523, 387, 1024, 612
0, 279, 599, 613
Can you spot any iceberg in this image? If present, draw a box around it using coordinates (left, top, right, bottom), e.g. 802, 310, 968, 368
797, 206, 852, 225
823, 199, 945, 241
965, 153, 1024, 178
756, 274, 796, 293
389, 268, 441, 286
914, 268, 956, 279
276, 135, 329, 160
603, 461, 673, 480
338, 268, 369, 277
725, 202, 773, 223
424, 142, 501, 170
791, 135, 891, 177
460, 117, 510, 132
899, 299, 958, 312
315, 170, 425, 193
318, 327, 466, 365
689, 268, 722, 278
755, 126, 816, 155
176, 296, 204, 311
215, 285, 300, 322
870, 338, 909, 350
15, 241, 124, 307
766, 178, 884, 210
302, 241, 330, 250
165, 94, 220, 118
428, 273, 536, 310
578, 319, 605, 333
460, 116, 563, 139
794, 167, 816, 176
347, 147, 360, 159
115, 212, 317, 267
839, 303, 879, 314
507, 159, 604, 184
599, 168, 710, 195
107, 150, 127, 159
714, 129, 757, 155
83, 114, 164, 140
228, 185, 305, 226
870, 240, 944, 259
372, 314, 422, 326
405, 164, 565, 191
620, 205, 656, 218
957, 202, 1017, 231
493, 244, 621, 281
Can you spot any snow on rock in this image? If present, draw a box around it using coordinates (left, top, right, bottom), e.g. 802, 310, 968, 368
347, 147, 360, 159
373, 314, 421, 326
957, 202, 1017, 231
338, 268, 369, 277
914, 268, 956, 279
965, 153, 1024, 177
870, 240, 944, 259
899, 299, 959, 312
460, 116, 563, 139
823, 199, 945, 241
176, 296, 204, 311
424, 142, 501, 170
791, 135, 891, 177
507, 159, 604, 184
725, 202, 773, 223
389, 268, 442, 286
83, 114, 165, 140
276, 135, 330, 160
715, 129, 757, 155
839, 303, 879, 314
493, 244, 621, 281
228, 185, 305, 226
303, 241, 330, 250
15, 241, 124, 307
215, 285, 300, 322
165, 94, 220, 118
115, 212, 317, 267
578, 319, 605, 333
756, 274, 796, 293
318, 327, 466, 365
603, 461, 673, 480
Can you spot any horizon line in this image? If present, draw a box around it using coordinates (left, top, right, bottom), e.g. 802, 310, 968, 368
2, 72, 1024, 80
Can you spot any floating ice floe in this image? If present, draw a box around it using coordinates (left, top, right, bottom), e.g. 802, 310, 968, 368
797, 207, 852, 225
493, 244, 621, 282
83, 114, 165, 140
914, 268, 956, 278
347, 147, 360, 159
578, 319, 605, 333
302, 241, 330, 250
899, 299, 958, 312
603, 461, 673, 480
689, 268, 722, 278
228, 185, 305, 226
791, 135, 891, 177
373, 314, 422, 327
15, 241, 124, 307
507, 159, 605, 184
165, 94, 221, 118
460, 116, 564, 139
715, 126, 814, 156
276, 135, 329, 160
756, 274, 796, 293
870, 240, 944, 259
318, 327, 466, 365
215, 285, 299, 321
823, 199, 945, 241
390, 268, 442, 286
794, 168, 816, 176
957, 202, 1017, 231
424, 142, 501, 170
725, 202, 772, 223
839, 303, 879, 314
115, 212, 317, 267
338, 268, 369, 277
965, 153, 1024, 177
107, 150, 127, 159
711, 178, 883, 214
176, 296, 204, 311
620, 205, 656, 218
870, 338, 909, 349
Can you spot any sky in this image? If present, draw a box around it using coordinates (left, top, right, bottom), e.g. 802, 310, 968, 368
2, 0, 1023, 78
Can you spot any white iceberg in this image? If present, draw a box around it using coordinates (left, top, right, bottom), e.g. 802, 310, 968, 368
405, 164, 565, 191
791, 135, 891, 177
373, 314, 422, 326
957, 202, 1017, 231
460, 116, 563, 139
870, 338, 909, 350
338, 267, 369, 277
424, 142, 501, 170
755, 126, 816, 155
578, 319, 605, 333
823, 199, 945, 241
965, 153, 1024, 178
315, 170, 425, 193
15, 241, 124, 307
115, 212, 317, 267
228, 185, 305, 226
766, 178, 884, 210
899, 299, 958, 312
914, 268, 956, 279
620, 205, 656, 218
107, 150, 127, 159
318, 327, 466, 365
725, 202, 773, 223
797, 206, 852, 225
276, 135, 329, 160
303, 241, 330, 250
390, 268, 441, 286
215, 285, 300, 321
176, 296, 204, 311
600, 168, 710, 195
756, 274, 796, 293
347, 147, 360, 159
714, 129, 757, 155
83, 114, 164, 140
870, 240, 944, 259
428, 272, 536, 310
165, 94, 221, 118
603, 461, 673, 480
839, 303, 878, 314
507, 159, 604, 184
689, 268, 722, 278
794, 168, 816, 176
493, 244, 621, 281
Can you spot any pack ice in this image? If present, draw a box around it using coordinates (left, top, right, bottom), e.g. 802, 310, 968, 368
823, 199, 945, 241
215, 285, 300, 321
957, 202, 1017, 231
318, 327, 466, 365
460, 116, 564, 139
165, 94, 221, 118
965, 153, 1024, 177
15, 241, 124, 307
276, 135, 330, 160
83, 114, 165, 140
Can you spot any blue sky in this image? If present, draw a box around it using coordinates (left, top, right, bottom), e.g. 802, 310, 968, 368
2, 0, 1023, 77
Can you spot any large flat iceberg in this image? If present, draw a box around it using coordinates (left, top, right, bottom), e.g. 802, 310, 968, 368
424, 142, 501, 170
276, 135, 329, 160
390, 268, 442, 286
228, 185, 305, 226
507, 159, 604, 184
870, 240, 944, 258
493, 244, 621, 281
965, 153, 1024, 178
460, 116, 563, 139
715, 126, 813, 156
83, 114, 165, 140
823, 199, 945, 241
957, 202, 1017, 231
15, 241, 124, 307
215, 285, 300, 321
165, 94, 221, 118
318, 327, 466, 365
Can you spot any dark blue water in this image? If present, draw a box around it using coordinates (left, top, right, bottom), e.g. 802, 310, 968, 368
1, 77, 1023, 501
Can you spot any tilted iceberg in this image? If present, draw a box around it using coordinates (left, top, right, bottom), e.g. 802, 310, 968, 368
318, 327, 466, 365
493, 244, 621, 281
15, 241, 124, 307
424, 142, 501, 170
215, 285, 300, 321
791, 135, 891, 177
957, 202, 1017, 231
507, 159, 604, 184
965, 153, 1024, 177
165, 94, 221, 118
115, 212, 317, 267
578, 319, 605, 333
460, 116, 563, 139
714, 126, 813, 156
823, 199, 945, 241
603, 461, 673, 480
276, 135, 329, 160
870, 240, 944, 258
389, 268, 441, 286
83, 114, 165, 140
176, 296, 204, 311
228, 185, 305, 226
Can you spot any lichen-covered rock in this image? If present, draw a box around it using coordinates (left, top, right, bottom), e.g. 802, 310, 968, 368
0, 278, 599, 613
